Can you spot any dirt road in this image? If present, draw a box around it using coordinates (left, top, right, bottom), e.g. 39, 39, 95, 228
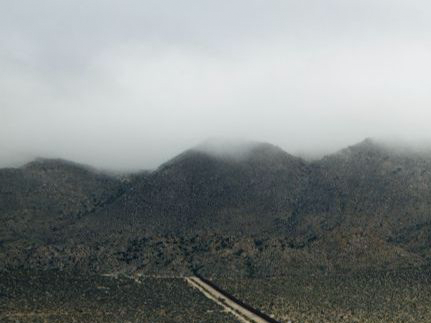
185, 276, 282, 323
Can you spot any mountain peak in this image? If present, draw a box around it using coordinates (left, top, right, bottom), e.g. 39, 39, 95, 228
350, 137, 379, 149
334, 137, 386, 158
23, 158, 101, 175
193, 138, 295, 162
194, 138, 263, 160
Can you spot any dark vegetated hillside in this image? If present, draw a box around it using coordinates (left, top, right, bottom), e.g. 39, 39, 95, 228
293, 140, 431, 236
1, 139, 431, 274
0, 159, 125, 255
80, 142, 308, 236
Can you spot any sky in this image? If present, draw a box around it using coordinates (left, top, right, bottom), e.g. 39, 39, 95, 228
1, 0, 431, 170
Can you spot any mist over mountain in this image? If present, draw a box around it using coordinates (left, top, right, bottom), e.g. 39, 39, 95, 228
3, 2, 431, 322
1, 138, 431, 275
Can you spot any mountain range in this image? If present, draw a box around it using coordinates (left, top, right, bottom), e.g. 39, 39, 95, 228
1, 138, 431, 275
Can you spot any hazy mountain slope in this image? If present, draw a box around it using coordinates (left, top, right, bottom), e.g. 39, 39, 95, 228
79, 142, 308, 236
291, 139, 431, 262
0, 158, 124, 244
2, 139, 431, 273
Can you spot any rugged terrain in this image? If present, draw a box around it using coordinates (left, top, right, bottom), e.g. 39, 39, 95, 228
0, 269, 237, 323
1, 138, 431, 274
2, 138, 431, 322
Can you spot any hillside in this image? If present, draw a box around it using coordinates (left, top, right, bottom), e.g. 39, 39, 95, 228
76, 142, 308, 237
1, 139, 431, 274
290, 139, 431, 264
0, 159, 125, 267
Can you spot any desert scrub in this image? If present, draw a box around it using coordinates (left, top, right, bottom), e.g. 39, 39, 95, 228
0, 269, 237, 323
212, 267, 431, 323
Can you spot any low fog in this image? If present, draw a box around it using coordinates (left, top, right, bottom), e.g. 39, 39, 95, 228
1, 0, 431, 170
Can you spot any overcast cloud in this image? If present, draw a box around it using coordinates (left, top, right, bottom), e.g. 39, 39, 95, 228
1, 0, 431, 170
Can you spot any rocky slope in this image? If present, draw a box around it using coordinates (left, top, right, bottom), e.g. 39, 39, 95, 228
1, 139, 431, 274
77, 142, 308, 236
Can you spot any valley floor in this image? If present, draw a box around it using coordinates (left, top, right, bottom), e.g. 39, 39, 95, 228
213, 267, 431, 323
1, 267, 431, 323
0, 270, 237, 323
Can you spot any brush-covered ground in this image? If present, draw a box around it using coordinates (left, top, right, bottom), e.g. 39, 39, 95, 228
0, 269, 237, 323
1, 268, 431, 323
212, 267, 431, 323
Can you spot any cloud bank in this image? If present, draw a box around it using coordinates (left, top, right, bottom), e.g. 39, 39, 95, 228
1, 0, 431, 169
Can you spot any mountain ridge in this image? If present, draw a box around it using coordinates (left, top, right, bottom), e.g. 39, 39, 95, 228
1, 138, 431, 275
